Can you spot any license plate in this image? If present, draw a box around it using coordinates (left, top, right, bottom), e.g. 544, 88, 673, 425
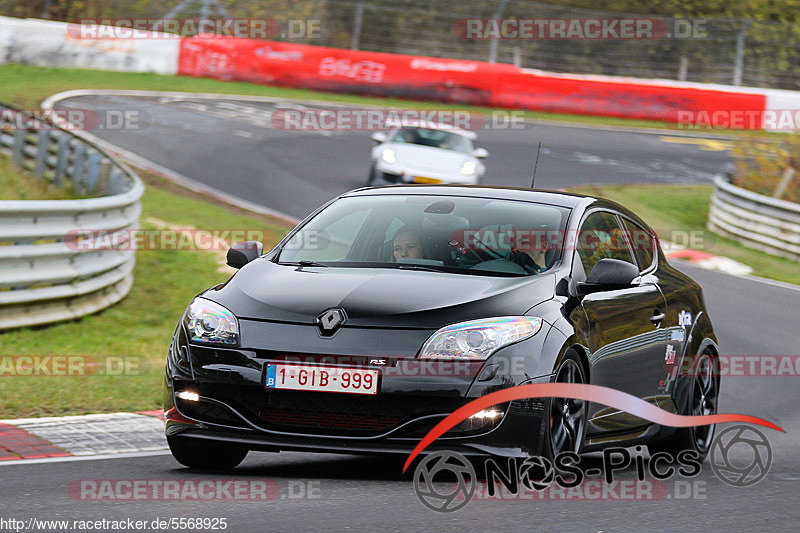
413, 176, 442, 184
265, 364, 379, 395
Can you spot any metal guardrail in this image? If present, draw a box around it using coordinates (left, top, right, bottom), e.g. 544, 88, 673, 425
0, 103, 143, 330
708, 174, 800, 262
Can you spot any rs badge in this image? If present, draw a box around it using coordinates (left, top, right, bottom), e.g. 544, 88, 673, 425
678, 310, 693, 327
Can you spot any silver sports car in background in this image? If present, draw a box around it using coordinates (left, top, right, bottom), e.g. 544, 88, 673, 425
368, 125, 488, 185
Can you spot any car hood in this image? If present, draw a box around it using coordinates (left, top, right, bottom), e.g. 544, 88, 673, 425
386, 143, 473, 172
204, 258, 556, 329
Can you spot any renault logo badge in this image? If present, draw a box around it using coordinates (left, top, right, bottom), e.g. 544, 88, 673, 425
316, 308, 347, 335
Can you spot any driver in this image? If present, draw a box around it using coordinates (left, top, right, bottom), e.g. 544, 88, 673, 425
439, 136, 457, 150
509, 232, 548, 274
392, 227, 426, 261
510, 248, 546, 274
394, 128, 416, 144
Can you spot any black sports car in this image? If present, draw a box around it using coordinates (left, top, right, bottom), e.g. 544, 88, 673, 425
164, 185, 720, 469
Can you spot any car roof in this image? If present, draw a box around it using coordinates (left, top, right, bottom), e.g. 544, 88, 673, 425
345, 184, 591, 208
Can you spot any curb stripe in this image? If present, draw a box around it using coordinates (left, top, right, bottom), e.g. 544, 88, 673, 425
0, 423, 70, 460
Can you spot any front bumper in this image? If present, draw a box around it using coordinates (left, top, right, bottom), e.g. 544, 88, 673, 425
373, 162, 480, 185
164, 322, 555, 458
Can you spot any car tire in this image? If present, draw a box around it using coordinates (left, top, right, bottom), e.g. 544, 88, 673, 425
647, 352, 719, 462
167, 436, 248, 470
367, 164, 377, 185
542, 351, 587, 461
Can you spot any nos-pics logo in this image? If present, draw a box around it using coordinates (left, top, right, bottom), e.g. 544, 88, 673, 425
413, 424, 773, 512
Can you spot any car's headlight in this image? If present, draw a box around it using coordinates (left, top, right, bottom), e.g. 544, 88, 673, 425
381, 148, 397, 163
460, 161, 476, 175
184, 298, 239, 345
419, 316, 542, 360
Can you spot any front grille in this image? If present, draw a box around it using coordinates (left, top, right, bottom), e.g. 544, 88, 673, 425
257, 389, 464, 435
185, 382, 465, 436
259, 408, 404, 431
380, 172, 404, 183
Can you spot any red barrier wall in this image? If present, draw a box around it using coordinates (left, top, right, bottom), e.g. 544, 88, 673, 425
178, 37, 765, 126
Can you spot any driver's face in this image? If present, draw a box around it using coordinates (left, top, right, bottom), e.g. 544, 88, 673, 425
393, 232, 423, 260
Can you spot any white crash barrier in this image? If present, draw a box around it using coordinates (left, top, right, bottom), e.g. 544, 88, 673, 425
708, 175, 800, 261
0, 16, 179, 74
0, 104, 143, 330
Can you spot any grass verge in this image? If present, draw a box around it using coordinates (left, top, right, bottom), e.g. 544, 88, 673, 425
0, 155, 84, 200
0, 165, 292, 418
568, 184, 800, 285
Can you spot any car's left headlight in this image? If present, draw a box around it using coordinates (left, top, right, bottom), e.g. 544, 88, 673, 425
420, 316, 543, 360
184, 297, 239, 345
460, 161, 476, 175
381, 148, 397, 163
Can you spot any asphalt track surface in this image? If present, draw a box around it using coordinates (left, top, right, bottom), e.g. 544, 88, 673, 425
3, 94, 795, 531
54, 94, 734, 220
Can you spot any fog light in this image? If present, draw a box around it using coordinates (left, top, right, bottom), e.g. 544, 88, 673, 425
447, 406, 505, 436
177, 391, 199, 402
470, 408, 503, 420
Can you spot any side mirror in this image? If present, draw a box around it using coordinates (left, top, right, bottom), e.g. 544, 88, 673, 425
226, 241, 263, 269
371, 132, 388, 143
578, 258, 640, 294
473, 147, 489, 158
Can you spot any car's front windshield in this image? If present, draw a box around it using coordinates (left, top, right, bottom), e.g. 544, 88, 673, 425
277, 195, 570, 276
391, 128, 473, 154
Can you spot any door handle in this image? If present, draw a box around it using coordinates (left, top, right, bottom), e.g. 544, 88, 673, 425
650, 312, 665, 326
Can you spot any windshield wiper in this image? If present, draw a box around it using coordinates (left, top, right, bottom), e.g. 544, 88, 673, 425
291, 260, 329, 268
395, 263, 447, 272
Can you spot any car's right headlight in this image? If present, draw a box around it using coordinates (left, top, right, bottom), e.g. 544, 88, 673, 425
460, 161, 476, 175
381, 148, 397, 163
184, 297, 239, 346
419, 316, 542, 360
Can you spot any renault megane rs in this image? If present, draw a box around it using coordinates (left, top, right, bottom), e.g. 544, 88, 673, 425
164, 185, 719, 469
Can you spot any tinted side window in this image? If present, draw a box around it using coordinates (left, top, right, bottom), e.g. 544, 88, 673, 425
621, 218, 656, 271
577, 211, 635, 276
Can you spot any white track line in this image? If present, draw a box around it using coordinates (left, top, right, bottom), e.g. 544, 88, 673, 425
0, 450, 171, 467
